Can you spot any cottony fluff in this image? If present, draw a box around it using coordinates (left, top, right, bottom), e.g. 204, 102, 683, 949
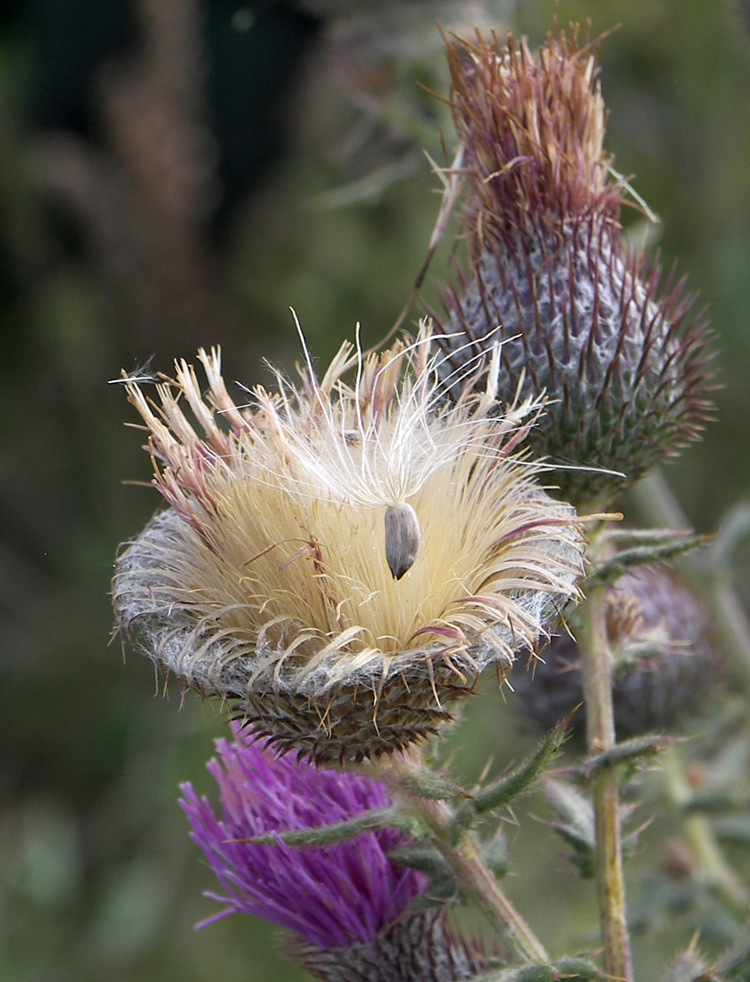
113, 322, 585, 763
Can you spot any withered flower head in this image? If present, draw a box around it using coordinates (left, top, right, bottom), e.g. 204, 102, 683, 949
113, 323, 585, 764
430, 27, 714, 506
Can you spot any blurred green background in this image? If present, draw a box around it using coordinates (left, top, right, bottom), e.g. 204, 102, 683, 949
2, 1, 749, 980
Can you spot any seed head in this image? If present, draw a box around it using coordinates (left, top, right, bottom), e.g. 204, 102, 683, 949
113, 323, 586, 764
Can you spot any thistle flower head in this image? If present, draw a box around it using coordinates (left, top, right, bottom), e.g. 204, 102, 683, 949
180, 725, 484, 981
428, 28, 715, 506
113, 322, 585, 764
510, 565, 719, 740
179, 723, 424, 946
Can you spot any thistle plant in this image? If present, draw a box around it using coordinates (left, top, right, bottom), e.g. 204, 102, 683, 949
180, 723, 485, 981
111, 18, 750, 982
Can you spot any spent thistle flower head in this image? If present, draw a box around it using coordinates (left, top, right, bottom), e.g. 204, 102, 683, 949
429, 26, 715, 506
113, 322, 585, 764
180, 724, 485, 981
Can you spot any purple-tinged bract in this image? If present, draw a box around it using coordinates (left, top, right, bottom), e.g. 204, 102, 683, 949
429, 27, 715, 506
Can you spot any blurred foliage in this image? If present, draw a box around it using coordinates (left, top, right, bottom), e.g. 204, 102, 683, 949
1, 0, 750, 980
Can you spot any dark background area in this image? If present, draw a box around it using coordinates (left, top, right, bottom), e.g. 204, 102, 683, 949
1, 1, 749, 979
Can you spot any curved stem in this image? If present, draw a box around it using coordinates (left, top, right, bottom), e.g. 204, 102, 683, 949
577, 573, 633, 982
426, 798, 549, 964
381, 754, 549, 965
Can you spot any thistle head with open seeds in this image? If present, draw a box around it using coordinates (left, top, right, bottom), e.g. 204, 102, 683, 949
113, 321, 586, 764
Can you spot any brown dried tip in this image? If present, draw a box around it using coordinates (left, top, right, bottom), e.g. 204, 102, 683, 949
445, 24, 620, 238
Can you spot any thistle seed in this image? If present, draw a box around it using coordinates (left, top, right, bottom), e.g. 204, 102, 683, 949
385, 504, 421, 579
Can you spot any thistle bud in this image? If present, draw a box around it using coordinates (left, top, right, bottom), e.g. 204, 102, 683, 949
510, 566, 719, 740
429, 28, 714, 506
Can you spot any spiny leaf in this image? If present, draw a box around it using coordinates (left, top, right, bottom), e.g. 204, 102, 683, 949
479, 830, 509, 879
587, 534, 709, 588
543, 778, 596, 879
387, 840, 452, 879
388, 840, 473, 910
474, 955, 605, 981
407, 869, 465, 910
586, 733, 672, 775
396, 766, 473, 801
232, 805, 419, 848
451, 720, 569, 841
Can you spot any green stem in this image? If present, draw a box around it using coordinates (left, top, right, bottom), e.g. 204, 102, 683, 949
577, 573, 633, 982
382, 754, 549, 965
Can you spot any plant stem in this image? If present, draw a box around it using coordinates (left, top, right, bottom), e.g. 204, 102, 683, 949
383, 755, 549, 965
577, 573, 633, 982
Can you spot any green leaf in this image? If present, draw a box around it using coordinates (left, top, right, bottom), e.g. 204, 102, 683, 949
479, 830, 509, 880
387, 840, 451, 878
234, 805, 419, 848
451, 720, 568, 841
586, 733, 672, 775
587, 534, 709, 588
389, 839, 471, 910
407, 867, 464, 910
543, 778, 596, 879
474, 956, 605, 981
396, 766, 473, 801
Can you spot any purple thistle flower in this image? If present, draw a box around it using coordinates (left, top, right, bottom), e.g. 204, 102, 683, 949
179, 724, 426, 950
